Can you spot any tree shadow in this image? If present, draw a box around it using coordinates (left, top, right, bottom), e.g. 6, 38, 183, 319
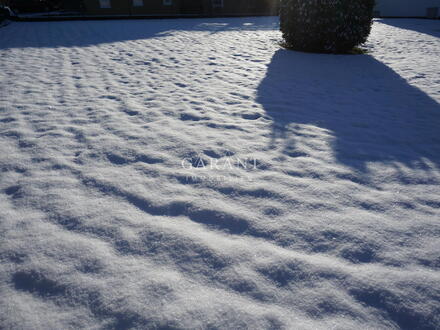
379, 18, 440, 38
257, 49, 440, 172
0, 16, 278, 49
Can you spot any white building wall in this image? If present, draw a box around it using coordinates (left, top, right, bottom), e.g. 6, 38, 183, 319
375, 0, 440, 17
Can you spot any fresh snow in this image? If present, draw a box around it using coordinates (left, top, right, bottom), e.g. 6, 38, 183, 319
0, 17, 439, 329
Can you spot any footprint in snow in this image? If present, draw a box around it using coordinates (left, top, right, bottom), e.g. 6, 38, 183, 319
241, 113, 262, 120
4, 185, 21, 197
100, 95, 121, 101
175, 82, 187, 88
106, 153, 128, 165
180, 113, 208, 121
0, 117, 16, 123
124, 110, 139, 116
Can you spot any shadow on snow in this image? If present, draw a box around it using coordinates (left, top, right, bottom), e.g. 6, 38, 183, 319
257, 49, 440, 172
379, 18, 440, 38
0, 16, 278, 48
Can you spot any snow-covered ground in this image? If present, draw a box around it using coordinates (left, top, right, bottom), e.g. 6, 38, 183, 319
0, 17, 439, 329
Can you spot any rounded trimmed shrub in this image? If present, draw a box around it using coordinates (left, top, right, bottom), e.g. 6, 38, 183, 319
280, 0, 375, 53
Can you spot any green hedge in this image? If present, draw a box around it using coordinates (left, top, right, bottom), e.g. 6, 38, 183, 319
280, 0, 375, 53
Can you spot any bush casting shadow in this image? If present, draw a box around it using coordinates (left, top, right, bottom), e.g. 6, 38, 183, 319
279, 0, 374, 53
257, 49, 440, 172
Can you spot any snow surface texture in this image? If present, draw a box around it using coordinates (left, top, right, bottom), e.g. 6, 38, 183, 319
0, 17, 439, 329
